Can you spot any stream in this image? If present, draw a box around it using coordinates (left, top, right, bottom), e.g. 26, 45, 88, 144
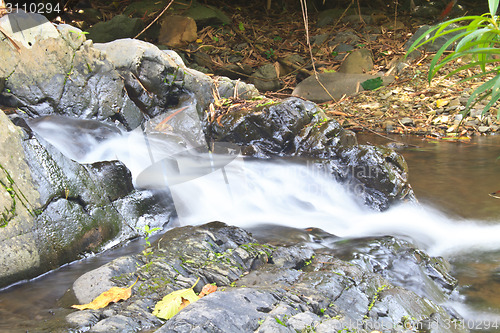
1, 122, 500, 332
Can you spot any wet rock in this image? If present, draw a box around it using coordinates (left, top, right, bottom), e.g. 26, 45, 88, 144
206, 97, 413, 210
338, 49, 374, 74
64, 223, 466, 333
87, 15, 144, 43
158, 15, 197, 47
0, 111, 175, 288
292, 72, 394, 103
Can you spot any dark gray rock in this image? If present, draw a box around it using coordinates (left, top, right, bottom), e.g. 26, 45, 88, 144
63, 223, 466, 333
206, 97, 413, 210
184, 4, 231, 28
405, 24, 462, 59
157, 289, 279, 333
87, 15, 144, 43
250, 64, 281, 92
0, 111, 175, 288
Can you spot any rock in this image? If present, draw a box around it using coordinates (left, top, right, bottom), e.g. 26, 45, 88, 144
215, 63, 253, 80
317, 8, 356, 27
215, 76, 259, 100
63, 223, 466, 333
87, 15, 144, 43
0, 110, 176, 288
311, 33, 329, 45
158, 289, 280, 332
73, 256, 140, 304
405, 24, 461, 57
400, 117, 414, 126
250, 63, 281, 92
184, 4, 231, 28
0, 14, 143, 128
158, 15, 197, 47
206, 97, 414, 210
292, 72, 394, 103
123, 0, 166, 17
478, 126, 490, 133
0, 10, 59, 47
338, 49, 374, 74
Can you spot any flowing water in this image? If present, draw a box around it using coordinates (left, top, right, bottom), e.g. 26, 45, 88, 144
2, 114, 500, 331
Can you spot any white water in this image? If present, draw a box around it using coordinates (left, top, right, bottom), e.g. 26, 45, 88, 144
27, 113, 500, 258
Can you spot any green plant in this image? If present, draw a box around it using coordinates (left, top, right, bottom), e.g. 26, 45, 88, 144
264, 48, 275, 59
407, 0, 500, 117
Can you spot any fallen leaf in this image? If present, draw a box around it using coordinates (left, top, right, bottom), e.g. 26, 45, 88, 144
72, 277, 138, 310
435, 99, 449, 108
153, 278, 200, 320
199, 284, 217, 298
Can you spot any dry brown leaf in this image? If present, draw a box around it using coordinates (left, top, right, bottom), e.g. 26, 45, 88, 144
199, 284, 217, 298
72, 277, 138, 310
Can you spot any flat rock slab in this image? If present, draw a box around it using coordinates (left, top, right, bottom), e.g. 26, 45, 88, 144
292, 72, 394, 103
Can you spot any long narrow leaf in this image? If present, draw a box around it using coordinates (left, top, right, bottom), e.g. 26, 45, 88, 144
490, 0, 499, 16
428, 31, 473, 81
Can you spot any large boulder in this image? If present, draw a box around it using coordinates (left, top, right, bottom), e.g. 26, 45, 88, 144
0, 11, 257, 131
0, 110, 175, 288
64, 223, 467, 333
206, 97, 414, 210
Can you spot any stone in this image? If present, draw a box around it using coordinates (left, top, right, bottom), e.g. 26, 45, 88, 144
158, 15, 197, 48
478, 126, 490, 133
400, 117, 414, 126
338, 49, 374, 74
63, 223, 466, 333
405, 24, 461, 57
292, 72, 394, 103
184, 4, 231, 27
250, 63, 281, 92
87, 15, 144, 43
312, 33, 329, 45
206, 97, 414, 210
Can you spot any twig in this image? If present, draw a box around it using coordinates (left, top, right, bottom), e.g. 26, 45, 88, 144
134, 0, 174, 39
299, 0, 335, 101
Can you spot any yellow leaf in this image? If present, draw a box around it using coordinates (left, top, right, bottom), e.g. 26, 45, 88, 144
435, 99, 449, 108
72, 277, 138, 310
196, 39, 203, 43
153, 278, 200, 320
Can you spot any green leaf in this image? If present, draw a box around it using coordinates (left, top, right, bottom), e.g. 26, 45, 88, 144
361, 77, 383, 90
238, 22, 245, 31
490, 0, 499, 16
152, 278, 200, 320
